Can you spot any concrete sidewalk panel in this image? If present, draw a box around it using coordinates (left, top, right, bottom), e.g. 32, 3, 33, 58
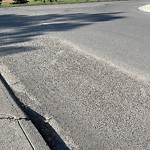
19, 120, 49, 150
0, 120, 32, 150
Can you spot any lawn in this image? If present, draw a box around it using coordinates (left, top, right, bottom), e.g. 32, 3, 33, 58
0, 0, 117, 7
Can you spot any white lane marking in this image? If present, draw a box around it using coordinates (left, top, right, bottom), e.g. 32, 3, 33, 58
138, 5, 150, 13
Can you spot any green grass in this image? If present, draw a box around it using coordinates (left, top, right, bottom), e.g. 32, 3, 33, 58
1, 2, 13, 6
0, 0, 118, 7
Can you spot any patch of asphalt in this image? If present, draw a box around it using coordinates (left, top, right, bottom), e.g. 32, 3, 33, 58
1, 35, 150, 149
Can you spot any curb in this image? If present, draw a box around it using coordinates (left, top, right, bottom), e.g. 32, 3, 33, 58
0, 71, 50, 150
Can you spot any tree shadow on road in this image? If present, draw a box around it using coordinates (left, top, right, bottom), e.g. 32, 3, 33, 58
0, 12, 125, 56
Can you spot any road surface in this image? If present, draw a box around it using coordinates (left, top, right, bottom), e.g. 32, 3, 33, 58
0, 1, 150, 150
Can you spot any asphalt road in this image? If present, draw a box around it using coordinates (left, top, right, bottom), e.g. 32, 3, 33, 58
1, 0, 150, 79
1, 1, 150, 150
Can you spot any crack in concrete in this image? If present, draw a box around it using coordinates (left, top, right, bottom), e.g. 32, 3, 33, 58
0, 116, 28, 121
17, 121, 35, 150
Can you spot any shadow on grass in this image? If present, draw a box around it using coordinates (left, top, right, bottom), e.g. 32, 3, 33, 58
0, 11, 125, 56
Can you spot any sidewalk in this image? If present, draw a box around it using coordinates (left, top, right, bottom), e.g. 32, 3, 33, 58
0, 77, 49, 150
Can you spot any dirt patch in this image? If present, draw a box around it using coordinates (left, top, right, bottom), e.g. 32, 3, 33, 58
2, 0, 13, 2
